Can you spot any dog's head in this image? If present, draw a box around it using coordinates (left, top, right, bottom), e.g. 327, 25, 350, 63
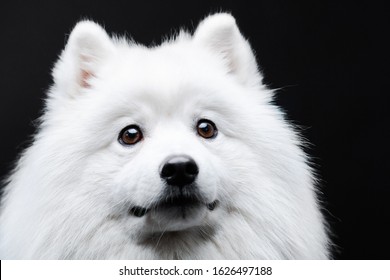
44, 13, 300, 246
0, 13, 331, 260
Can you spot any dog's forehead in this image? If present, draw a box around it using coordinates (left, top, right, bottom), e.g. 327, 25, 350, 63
101, 46, 225, 102
88, 42, 247, 125
107, 42, 221, 86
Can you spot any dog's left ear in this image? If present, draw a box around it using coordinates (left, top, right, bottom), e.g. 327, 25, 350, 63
193, 13, 261, 87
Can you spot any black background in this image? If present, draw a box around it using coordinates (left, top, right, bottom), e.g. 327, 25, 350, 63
0, 0, 389, 259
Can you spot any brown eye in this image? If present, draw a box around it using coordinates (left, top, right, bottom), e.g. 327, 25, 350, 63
197, 119, 218, 139
119, 125, 143, 145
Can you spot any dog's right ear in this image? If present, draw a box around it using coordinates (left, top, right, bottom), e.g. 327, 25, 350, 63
52, 21, 114, 98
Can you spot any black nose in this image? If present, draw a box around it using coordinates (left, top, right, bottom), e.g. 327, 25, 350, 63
160, 155, 199, 187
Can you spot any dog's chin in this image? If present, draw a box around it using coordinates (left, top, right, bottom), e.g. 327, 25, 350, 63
130, 197, 219, 233
150, 203, 208, 232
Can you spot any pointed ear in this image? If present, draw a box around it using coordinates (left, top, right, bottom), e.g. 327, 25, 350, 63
52, 20, 114, 97
193, 13, 262, 87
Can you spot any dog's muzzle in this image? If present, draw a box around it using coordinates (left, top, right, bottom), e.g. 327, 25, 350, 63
129, 154, 218, 218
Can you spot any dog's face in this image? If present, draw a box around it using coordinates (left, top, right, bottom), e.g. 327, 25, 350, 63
45, 14, 276, 242
86, 61, 229, 233
95, 80, 224, 233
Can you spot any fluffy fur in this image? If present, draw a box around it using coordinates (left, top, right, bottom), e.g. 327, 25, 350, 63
0, 13, 329, 259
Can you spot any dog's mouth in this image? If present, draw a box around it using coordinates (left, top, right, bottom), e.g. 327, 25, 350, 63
129, 198, 219, 218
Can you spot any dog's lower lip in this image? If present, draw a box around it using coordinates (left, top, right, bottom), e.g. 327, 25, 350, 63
129, 206, 149, 217
130, 200, 219, 217
207, 200, 218, 211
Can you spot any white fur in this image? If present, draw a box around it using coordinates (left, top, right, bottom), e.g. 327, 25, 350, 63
0, 13, 330, 259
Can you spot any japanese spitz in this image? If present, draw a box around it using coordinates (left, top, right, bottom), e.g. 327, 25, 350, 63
0, 13, 329, 259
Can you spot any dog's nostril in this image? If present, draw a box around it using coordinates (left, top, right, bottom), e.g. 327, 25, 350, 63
160, 163, 176, 178
186, 160, 199, 176
160, 155, 199, 186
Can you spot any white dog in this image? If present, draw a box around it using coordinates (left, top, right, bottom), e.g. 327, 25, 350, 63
0, 13, 329, 259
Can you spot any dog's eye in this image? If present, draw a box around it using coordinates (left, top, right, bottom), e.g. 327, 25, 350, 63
197, 119, 218, 139
119, 125, 143, 145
